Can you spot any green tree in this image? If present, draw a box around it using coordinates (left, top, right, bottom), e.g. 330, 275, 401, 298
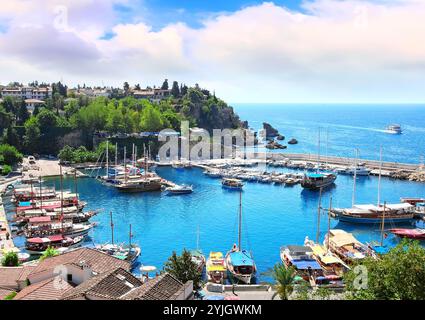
58, 145, 75, 162
0, 105, 12, 130
161, 79, 169, 90
271, 263, 296, 300
4, 125, 20, 149
164, 249, 202, 289
140, 105, 163, 132
24, 117, 41, 154
16, 100, 30, 125
0, 144, 23, 166
40, 246, 59, 261
123, 82, 130, 93
344, 239, 425, 300
36, 108, 58, 130
171, 81, 180, 97
1, 251, 19, 267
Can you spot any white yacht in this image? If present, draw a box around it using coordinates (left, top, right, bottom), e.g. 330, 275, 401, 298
386, 124, 402, 134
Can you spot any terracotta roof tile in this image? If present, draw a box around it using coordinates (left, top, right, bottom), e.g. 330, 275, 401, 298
62, 267, 142, 300
14, 276, 75, 300
121, 273, 185, 300
0, 266, 35, 289
30, 247, 131, 277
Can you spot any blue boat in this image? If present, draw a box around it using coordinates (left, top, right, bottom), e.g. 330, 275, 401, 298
225, 191, 256, 284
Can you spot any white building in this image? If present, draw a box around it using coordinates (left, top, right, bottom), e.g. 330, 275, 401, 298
1, 86, 52, 100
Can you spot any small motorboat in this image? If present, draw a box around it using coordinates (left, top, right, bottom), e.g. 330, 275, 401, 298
385, 124, 402, 134
390, 228, 425, 240
165, 184, 193, 195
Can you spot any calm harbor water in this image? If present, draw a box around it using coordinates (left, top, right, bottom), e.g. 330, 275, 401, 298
18, 165, 424, 281
233, 104, 425, 164
7, 104, 425, 282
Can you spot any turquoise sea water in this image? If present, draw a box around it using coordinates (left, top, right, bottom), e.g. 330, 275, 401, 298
7, 104, 425, 282
233, 104, 425, 164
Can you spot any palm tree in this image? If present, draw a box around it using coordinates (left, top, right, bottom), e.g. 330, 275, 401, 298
271, 263, 296, 300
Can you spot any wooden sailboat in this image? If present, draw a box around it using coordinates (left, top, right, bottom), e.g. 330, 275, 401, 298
225, 191, 256, 284
190, 226, 206, 273
330, 147, 415, 224
301, 128, 336, 190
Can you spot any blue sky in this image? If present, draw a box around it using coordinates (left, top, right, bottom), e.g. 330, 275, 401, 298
0, 0, 424, 103
114, 0, 304, 29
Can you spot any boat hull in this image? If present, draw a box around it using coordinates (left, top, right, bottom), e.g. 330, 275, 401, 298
336, 215, 414, 224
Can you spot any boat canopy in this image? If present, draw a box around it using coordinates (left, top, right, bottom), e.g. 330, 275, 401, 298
229, 250, 254, 267
27, 237, 50, 243
330, 233, 361, 247
207, 264, 226, 272
306, 173, 325, 178
291, 259, 322, 270
209, 252, 224, 259
190, 249, 204, 257
29, 216, 51, 223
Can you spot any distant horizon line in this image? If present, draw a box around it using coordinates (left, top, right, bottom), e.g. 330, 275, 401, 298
230, 102, 425, 105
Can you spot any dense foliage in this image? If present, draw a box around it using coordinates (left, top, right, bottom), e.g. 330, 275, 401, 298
39, 246, 59, 261
1, 251, 19, 267
0, 144, 23, 174
1, 81, 243, 156
164, 249, 203, 289
344, 239, 425, 300
58, 142, 116, 164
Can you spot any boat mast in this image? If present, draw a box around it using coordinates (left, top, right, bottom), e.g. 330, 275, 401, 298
317, 128, 321, 173
326, 127, 329, 169
106, 140, 109, 178
39, 176, 43, 209
327, 196, 332, 253
124, 146, 127, 184
352, 149, 358, 207
74, 168, 78, 201
377, 146, 383, 206
129, 224, 132, 249
380, 201, 386, 246
110, 211, 114, 245
238, 190, 242, 250
60, 165, 64, 232
316, 187, 323, 243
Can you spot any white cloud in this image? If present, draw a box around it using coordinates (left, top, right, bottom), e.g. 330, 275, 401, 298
0, 0, 424, 102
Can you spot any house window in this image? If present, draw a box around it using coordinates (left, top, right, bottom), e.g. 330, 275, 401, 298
67, 274, 73, 282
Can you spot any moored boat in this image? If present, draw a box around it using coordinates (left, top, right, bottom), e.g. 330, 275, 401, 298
190, 249, 206, 273
330, 203, 415, 224
301, 172, 336, 190
389, 228, 425, 240
95, 243, 141, 266
324, 229, 372, 264
206, 252, 227, 284
225, 192, 256, 284
280, 245, 323, 285
222, 178, 244, 190
26, 234, 85, 255
165, 184, 193, 195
